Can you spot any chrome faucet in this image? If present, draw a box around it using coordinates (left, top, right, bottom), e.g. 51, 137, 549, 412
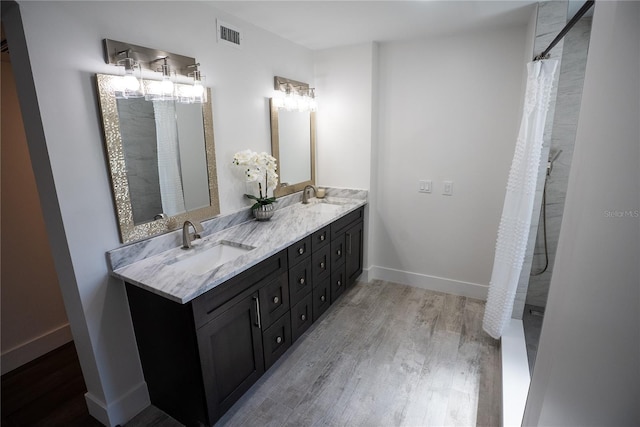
182, 220, 204, 249
302, 185, 317, 204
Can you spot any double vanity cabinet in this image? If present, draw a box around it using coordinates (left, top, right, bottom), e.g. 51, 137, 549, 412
124, 206, 364, 426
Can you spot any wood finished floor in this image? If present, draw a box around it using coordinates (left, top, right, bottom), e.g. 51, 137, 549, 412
1, 342, 102, 427
127, 280, 501, 427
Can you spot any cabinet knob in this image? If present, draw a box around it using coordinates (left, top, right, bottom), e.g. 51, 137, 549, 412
320, 234, 325, 241
320, 295, 326, 302
337, 249, 341, 256
299, 277, 305, 285
273, 296, 279, 304
320, 262, 325, 269
298, 247, 304, 255
301, 314, 306, 321
276, 336, 282, 344
337, 280, 342, 287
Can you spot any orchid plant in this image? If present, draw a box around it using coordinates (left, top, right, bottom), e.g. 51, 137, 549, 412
232, 150, 279, 209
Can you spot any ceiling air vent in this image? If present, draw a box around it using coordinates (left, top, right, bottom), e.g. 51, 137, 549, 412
217, 20, 243, 49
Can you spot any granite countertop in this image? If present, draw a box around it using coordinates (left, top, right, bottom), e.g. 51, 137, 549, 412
110, 196, 367, 304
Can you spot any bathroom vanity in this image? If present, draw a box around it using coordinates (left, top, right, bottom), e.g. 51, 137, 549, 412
109, 195, 365, 426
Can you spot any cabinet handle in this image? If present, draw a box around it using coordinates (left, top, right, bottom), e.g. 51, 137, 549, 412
301, 314, 306, 321
320, 295, 326, 302
273, 296, 279, 304
298, 247, 304, 255
320, 261, 325, 269
320, 234, 325, 241
347, 232, 352, 255
276, 336, 282, 344
253, 296, 261, 329
337, 249, 342, 256
299, 277, 305, 285
337, 280, 342, 287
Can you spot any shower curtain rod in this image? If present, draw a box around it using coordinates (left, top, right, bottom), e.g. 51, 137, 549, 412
534, 0, 595, 61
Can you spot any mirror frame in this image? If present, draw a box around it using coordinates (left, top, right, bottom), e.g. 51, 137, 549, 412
96, 73, 220, 243
269, 98, 316, 197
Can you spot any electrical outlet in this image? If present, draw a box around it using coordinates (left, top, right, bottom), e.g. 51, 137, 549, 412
443, 181, 453, 196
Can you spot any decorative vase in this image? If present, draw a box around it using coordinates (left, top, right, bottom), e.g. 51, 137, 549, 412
252, 203, 275, 221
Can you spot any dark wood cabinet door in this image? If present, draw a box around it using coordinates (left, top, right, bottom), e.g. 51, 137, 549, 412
291, 292, 313, 342
311, 244, 331, 284
312, 278, 331, 321
331, 266, 346, 303
289, 257, 312, 306
197, 292, 265, 424
330, 237, 345, 269
258, 273, 289, 329
262, 313, 292, 369
345, 221, 364, 287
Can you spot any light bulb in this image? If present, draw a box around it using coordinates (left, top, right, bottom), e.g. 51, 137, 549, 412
160, 78, 174, 96
122, 74, 140, 92
191, 80, 206, 103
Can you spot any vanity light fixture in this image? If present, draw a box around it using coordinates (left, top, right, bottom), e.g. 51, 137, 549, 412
102, 39, 206, 104
273, 76, 317, 112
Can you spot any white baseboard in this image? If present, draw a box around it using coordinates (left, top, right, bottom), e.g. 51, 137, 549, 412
85, 381, 150, 427
1, 323, 73, 374
501, 319, 530, 427
367, 265, 489, 300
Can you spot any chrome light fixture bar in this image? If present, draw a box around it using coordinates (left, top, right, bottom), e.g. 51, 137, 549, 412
103, 39, 205, 103
273, 76, 317, 112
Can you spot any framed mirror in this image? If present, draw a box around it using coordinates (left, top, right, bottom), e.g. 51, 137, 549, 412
269, 99, 316, 197
96, 74, 220, 243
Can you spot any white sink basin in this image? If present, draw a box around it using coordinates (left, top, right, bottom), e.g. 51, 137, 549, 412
169, 241, 255, 276
306, 202, 343, 214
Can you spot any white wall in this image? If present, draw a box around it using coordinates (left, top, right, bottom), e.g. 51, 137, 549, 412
1, 55, 72, 374
524, 1, 640, 425
8, 1, 313, 425
314, 43, 375, 190
370, 26, 528, 298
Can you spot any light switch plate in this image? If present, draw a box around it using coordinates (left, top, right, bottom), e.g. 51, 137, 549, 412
418, 180, 432, 193
443, 181, 453, 196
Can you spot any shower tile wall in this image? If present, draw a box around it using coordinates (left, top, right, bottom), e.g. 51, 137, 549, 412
526, 17, 592, 307
512, 0, 567, 320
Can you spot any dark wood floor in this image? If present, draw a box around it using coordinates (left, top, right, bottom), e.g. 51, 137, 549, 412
1, 341, 102, 427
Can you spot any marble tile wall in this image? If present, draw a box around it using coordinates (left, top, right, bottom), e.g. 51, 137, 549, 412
512, 0, 568, 320
526, 18, 592, 308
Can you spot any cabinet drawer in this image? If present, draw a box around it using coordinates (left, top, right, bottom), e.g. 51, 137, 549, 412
311, 226, 330, 252
330, 207, 364, 240
311, 244, 331, 284
287, 236, 311, 266
289, 257, 312, 306
312, 279, 331, 322
192, 250, 287, 329
258, 273, 289, 329
262, 313, 292, 369
291, 292, 313, 342
330, 238, 345, 270
331, 266, 346, 303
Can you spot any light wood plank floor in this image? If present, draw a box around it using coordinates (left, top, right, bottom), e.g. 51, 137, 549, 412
126, 280, 501, 427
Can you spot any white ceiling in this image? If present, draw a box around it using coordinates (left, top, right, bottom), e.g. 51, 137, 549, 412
211, 1, 539, 51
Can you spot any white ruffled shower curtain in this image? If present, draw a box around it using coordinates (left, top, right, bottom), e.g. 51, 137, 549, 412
153, 101, 187, 217
483, 60, 558, 339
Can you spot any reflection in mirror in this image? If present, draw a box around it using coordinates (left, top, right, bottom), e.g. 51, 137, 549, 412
270, 99, 316, 197
96, 74, 219, 243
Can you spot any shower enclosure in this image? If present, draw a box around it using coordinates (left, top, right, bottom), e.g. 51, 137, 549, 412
523, 13, 593, 373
